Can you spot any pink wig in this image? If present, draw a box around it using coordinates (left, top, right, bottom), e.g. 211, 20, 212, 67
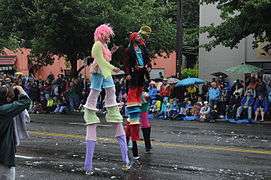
94, 24, 114, 42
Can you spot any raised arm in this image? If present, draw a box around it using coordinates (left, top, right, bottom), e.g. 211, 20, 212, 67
0, 86, 31, 118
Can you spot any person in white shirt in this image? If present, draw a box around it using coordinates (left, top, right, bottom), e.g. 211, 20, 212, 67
200, 101, 211, 121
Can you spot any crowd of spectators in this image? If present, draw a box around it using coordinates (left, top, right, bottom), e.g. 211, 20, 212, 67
0, 73, 86, 114
143, 75, 271, 122
1, 72, 270, 122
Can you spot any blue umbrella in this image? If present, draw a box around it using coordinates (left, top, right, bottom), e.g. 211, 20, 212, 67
175, 77, 205, 87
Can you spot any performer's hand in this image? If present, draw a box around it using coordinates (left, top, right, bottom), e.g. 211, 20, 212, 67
13, 85, 23, 92
113, 67, 121, 73
111, 44, 119, 54
13, 86, 26, 95
126, 75, 132, 81
147, 66, 152, 72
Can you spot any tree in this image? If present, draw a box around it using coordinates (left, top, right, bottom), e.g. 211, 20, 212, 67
0, 0, 30, 50
200, 0, 271, 50
0, 0, 200, 76
166, 0, 200, 68
0, 35, 21, 51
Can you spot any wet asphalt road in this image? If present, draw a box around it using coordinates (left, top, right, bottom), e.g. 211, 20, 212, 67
15, 114, 271, 180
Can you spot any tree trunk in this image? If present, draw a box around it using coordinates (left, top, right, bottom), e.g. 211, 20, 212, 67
71, 59, 77, 77
185, 54, 197, 68
176, 0, 183, 78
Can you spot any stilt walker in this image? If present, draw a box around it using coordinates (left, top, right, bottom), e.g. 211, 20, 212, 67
124, 26, 152, 159
83, 24, 130, 175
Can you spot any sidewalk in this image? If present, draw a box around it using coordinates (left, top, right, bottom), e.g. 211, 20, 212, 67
214, 118, 271, 124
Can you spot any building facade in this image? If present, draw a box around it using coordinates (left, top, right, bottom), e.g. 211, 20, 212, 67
199, 3, 271, 82
1, 48, 177, 80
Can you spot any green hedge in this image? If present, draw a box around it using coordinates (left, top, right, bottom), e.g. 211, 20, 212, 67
181, 68, 199, 78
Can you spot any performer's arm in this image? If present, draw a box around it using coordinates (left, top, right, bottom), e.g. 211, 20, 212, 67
144, 47, 152, 69
123, 48, 132, 75
92, 41, 115, 79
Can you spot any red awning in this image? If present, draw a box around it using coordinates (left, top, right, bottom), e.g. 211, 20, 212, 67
0, 56, 16, 65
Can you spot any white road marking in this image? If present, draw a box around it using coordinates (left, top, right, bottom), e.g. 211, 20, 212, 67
16, 155, 42, 160
68, 122, 85, 125
68, 122, 112, 127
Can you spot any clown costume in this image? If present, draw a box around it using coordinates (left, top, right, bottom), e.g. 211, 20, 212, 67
83, 24, 130, 175
124, 26, 152, 159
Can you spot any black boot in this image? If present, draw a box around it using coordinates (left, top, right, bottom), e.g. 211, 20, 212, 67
147, 127, 152, 150
142, 127, 152, 152
132, 141, 139, 159
126, 136, 130, 146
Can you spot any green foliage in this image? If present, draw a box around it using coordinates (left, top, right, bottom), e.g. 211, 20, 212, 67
200, 0, 271, 50
181, 67, 199, 78
0, 0, 200, 75
183, 28, 199, 67
0, 34, 21, 50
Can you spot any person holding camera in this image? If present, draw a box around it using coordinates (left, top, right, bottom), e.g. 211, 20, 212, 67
0, 85, 31, 180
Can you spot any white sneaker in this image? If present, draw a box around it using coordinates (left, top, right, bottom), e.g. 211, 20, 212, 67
133, 156, 140, 160
85, 170, 94, 175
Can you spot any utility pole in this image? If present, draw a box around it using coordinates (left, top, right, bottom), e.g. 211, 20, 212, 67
176, 0, 183, 78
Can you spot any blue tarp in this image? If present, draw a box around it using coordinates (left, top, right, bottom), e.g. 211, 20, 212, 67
177, 115, 199, 121
227, 118, 254, 124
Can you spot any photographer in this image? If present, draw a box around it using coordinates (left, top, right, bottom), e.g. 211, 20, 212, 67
0, 85, 31, 180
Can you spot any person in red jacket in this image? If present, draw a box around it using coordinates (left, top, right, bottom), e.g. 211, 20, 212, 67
159, 79, 172, 98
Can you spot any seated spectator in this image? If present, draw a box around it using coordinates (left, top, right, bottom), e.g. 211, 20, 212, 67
31, 102, 45, 114
54, 96, 68, 113
254, 95, 269, 122
185, 100, 193, 116
173, 99, 191, 120
245, 87, 256, 98
149, 100, 156, 114
159, 97, 169, 119
178, 99, 187, 116
226, 93, 241, 119
46, 96, 57, 113
208, 82, 221, 106
232, 82, 244, 97
153, 100, 161, 117
236, 91, 254, 120
210, 104, 219, 122
219, 88, 229, 116
169, 98, 179, 118
200, 101, 211, 121
191, 102, 202, 116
